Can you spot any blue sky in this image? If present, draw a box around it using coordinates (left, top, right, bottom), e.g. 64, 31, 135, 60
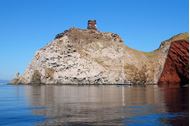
0, 0, 188, 80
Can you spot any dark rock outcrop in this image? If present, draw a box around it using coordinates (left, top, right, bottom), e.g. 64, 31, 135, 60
158, 40, 189, 85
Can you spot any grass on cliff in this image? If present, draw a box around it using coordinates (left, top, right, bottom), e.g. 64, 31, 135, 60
125, 32, 189, 59
168, 32, 189, 42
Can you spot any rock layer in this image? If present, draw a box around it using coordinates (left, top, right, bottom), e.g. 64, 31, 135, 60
12, 28, 189, 85
158, 40, 189, 85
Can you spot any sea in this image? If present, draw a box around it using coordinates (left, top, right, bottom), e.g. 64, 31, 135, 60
0, 82, 188, 126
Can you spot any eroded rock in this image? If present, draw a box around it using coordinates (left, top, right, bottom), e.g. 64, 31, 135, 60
158, 40, 189, 85
11, 28, 189, 85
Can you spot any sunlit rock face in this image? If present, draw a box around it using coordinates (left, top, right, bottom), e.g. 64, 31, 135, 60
158, 40, 189, 85
12, 28, 188, 85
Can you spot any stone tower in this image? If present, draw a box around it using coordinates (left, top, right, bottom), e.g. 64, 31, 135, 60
87, 20, 97, 30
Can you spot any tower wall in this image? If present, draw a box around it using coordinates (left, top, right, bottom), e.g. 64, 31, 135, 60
87, 20, 97, 30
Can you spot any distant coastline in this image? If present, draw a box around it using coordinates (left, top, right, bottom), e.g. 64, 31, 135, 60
0, 80, 9, 83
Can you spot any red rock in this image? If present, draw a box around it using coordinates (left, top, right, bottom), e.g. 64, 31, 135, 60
158, 40, 189, 85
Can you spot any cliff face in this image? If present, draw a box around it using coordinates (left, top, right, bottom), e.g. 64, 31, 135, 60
158, 40, 189, 85
12, 28, 189, 85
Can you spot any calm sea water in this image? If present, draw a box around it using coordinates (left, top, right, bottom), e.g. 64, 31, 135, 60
0, 83, 188, 126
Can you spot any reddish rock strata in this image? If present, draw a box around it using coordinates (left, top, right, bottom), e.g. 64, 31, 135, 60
158, 40, 189, 85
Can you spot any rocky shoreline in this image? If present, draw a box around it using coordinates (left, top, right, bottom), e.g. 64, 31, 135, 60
11, 28, 189, 85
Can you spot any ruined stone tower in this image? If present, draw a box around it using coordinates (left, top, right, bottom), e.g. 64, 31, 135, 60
87, 20, 97, 30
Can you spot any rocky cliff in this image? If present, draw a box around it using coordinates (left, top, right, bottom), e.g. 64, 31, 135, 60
158, 40, 189, 85
11, 28, 189, 85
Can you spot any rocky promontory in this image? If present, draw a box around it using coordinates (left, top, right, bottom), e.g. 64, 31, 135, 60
158, 40, 189, 85
12, 27, 189, 85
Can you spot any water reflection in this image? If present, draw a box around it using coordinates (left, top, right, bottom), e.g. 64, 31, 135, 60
24, 85, 188, 126
161, 86, 189, 126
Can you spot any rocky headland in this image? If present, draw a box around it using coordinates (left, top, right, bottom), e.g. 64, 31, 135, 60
11, 26, 189, 85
